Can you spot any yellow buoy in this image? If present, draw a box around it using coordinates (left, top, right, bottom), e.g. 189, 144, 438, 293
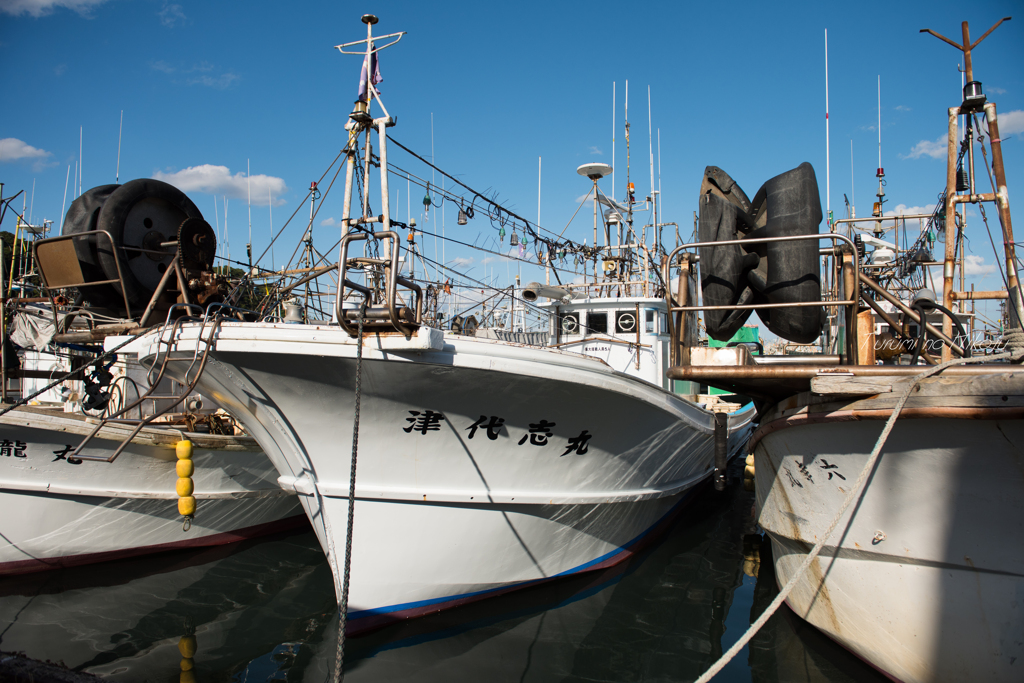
176, 459, 194, 478
178, 634, 197, 658
176, 478, 195, 497
178, 495, 196, 517
176, 439, 196, 523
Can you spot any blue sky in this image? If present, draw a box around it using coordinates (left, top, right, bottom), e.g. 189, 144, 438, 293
1, 0, 1022, 326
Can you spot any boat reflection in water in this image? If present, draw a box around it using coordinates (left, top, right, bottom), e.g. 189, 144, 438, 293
0, 466, 886, 682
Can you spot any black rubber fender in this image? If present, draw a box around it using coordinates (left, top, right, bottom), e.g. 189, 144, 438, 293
749, 162, 825, 343
95, 179, 203, 309
61, 184, 124, 309
697, 166, 759, 341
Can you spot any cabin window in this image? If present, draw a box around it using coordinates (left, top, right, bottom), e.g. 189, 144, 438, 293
587, 311, 608, 334
645, 310, 655, 333
615, 311, 638, 333
560, 312, 580, 335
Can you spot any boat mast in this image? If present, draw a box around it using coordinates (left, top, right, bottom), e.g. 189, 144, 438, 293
921, 17, 1020, 353
825, 29, 831, 230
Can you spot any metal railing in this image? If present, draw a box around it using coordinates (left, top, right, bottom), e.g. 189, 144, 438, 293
335, 231, 422, 339
662, 232, 861, 366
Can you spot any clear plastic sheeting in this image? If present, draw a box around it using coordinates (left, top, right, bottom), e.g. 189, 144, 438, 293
9, 308, 65, 351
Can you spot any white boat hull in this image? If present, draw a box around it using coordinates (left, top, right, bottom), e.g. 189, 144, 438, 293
753, 412, 1024, 683
141, 323, 753, 631
0, 409, 304, 574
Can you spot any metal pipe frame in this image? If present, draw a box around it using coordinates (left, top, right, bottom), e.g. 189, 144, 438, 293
859, 272, 966, 357
663, 232, 860, 363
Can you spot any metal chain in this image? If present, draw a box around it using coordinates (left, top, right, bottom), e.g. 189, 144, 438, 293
336, 298, 368, 681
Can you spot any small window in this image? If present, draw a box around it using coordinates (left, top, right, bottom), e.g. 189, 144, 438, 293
560, 312, 580, 335
587, 311, 608, 334
645, 310, 655, 334
616, 310, 638, 333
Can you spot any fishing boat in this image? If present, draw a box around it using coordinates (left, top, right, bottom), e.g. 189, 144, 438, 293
0, 175, 305, 575
132, 13, 754, 635
664, 19, 1023, 683
0, 404, 302, 575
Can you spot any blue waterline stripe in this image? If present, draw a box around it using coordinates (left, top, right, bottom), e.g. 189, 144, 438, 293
349, 491, 693, 620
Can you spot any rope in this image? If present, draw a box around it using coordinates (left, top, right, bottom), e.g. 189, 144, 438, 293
1002, 329, 1024, 361
336, 298, 368, 681
694, 351, 1011, 683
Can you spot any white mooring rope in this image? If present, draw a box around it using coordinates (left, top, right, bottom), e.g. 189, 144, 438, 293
694, 351, 1012, 683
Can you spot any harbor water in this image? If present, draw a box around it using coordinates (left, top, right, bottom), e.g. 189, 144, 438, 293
0, 461, 886, 682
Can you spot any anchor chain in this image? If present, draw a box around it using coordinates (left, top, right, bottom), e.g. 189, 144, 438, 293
336, 298, 368, 681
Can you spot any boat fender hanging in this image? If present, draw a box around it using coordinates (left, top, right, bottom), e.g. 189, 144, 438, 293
176, 440, 196, 525
746, 162, 825, 344
697, 167, 760, 341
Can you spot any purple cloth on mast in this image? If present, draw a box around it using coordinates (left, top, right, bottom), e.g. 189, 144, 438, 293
356, 45, 382, 102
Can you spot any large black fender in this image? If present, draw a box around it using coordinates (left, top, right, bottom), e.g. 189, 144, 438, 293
95, 178, 203, 309
697, 166, 759, 341
747, 162, 825, 343
61, 184, 124, 309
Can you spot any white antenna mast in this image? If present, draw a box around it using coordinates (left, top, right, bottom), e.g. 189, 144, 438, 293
60, 164, 70, 234
224, 196, 230, 263
247, 158, 252, 268
877, 75, 882, 172
116, 110, 123, 183
268, 186, 274, 272
612, 82, 616, 201
647, 86, 654, 200
213, 196, 220, 265
875, 75, 885, 218
825, 29, 831, 228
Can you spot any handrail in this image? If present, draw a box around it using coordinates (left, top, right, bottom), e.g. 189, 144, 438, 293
662, 232, 861, 365
335, 230, 422, 339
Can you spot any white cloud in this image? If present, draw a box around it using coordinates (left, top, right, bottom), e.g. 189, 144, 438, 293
152, 165, 288, 206
54, 63, 66, 76
0, 0, 107, 17
149, 61, 240, 89
186, 72, 240, 89
158, 2, 185, 27
989, 86, 1007, 95
587, 146, 603, 155
0, 137, 51, 162
320, 217, 339, 227
884, 203, 936, 217
895, 105, 911, 112
964, 254, 996, 276
902, 135, 946, 160
0, 137, 55, 170
998, 110, 1024, 136
482, 256, 497, 265
449, 256, 474, 268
